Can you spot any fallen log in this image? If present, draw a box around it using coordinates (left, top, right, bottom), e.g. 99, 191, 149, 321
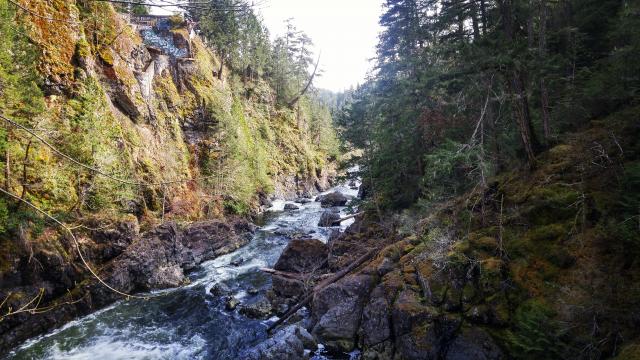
266, 247, 378, 332
260, 268, 306, 281
331, 212, 364, 226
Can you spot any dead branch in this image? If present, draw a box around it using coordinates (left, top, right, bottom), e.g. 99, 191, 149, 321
287, 54, 321, 108
267, 247, 378, 333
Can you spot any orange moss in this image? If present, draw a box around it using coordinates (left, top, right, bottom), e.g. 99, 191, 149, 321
20, 0, 78, 84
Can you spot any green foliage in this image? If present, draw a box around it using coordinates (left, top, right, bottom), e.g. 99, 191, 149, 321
0, 198, 7, 234
421, 141, 485, 202
0, 1, 44, 120
610, 162, 640, 250
131, 5, 149, 16
337, 0, 638, 212
223, 198, 249, 215
505, 300, 569, 359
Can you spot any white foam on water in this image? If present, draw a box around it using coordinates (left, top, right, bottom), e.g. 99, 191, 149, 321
267, 199, 286, 212
44, 332, 206, 360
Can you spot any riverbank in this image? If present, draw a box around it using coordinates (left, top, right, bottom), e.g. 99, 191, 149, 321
5, 183, 358, 359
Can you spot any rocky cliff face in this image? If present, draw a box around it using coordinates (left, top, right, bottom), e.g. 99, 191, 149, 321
0, 0, 337, 351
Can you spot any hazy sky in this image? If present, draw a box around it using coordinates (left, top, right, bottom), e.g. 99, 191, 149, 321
151, 0, 384, 91
258, 0, 384, 91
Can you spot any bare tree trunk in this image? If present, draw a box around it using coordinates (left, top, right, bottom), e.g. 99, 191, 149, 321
500, 0, 539, 167
20, 140, 32, 201
217, 58, 224, 80
479, 0, 488, 35
540, 78, 550, 140
288, 54, 321, 108
471, 0, 481, 40
4, 130, 10, 191
458, 13, 465, 41
510, 71, 539, 166
538, 0, 551, 141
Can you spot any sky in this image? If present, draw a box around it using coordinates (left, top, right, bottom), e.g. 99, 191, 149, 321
257, 0, 384, 92
150, 0, 384, 92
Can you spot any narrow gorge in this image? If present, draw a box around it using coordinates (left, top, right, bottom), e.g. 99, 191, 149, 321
2, 1, 640, 360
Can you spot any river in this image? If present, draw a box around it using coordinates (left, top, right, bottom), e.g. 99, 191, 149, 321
6, 183, 359, 360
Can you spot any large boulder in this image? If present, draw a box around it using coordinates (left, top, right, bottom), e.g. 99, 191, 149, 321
311, 274, 376, 352
274, 239, 328, 273
318, 211, 341, 227
391, 288, 465, 360
360, 285, 392, 349
240, 325, 317, 360
272, 239, 328, 299
180, 219, 256, 270
102, 223, 187, 293
317, 191, 350, 208
272, 276, 306, 299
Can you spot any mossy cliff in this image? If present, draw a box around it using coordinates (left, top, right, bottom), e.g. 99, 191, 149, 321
0, 0, 338, 350
305, 109, 640, 359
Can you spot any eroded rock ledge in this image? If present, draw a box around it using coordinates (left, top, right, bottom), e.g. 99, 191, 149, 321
0, 218, 255, 352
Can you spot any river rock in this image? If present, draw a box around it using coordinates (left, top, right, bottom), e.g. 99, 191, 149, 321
180, 219, 256, 270
311, 274, 376, 352
225, 296, 240, 311
230, 257, 244, 267
248, 287, 259, 295
317, 191, 350, 207
210, 283, 232, 297
284, 203, 300, 210
259, 193, 273, 208
239, 325, 317, 360
239, 295, 273, 319
318, 211, 341, 227
102, 223, 187, 292
295, 198, 313, 204
272, 239, 328, 298
274, 239, 328, 273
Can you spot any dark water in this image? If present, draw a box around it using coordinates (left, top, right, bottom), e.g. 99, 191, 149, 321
6, 184, 359, 360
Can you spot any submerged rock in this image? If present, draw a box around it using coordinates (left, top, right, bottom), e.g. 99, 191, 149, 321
248, 287, 259, 295
230, 257, 244, 267
239, 295, 273, 319
209, 283, 232, 297
225, 296, 240, 311
284, 203, 301, 210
